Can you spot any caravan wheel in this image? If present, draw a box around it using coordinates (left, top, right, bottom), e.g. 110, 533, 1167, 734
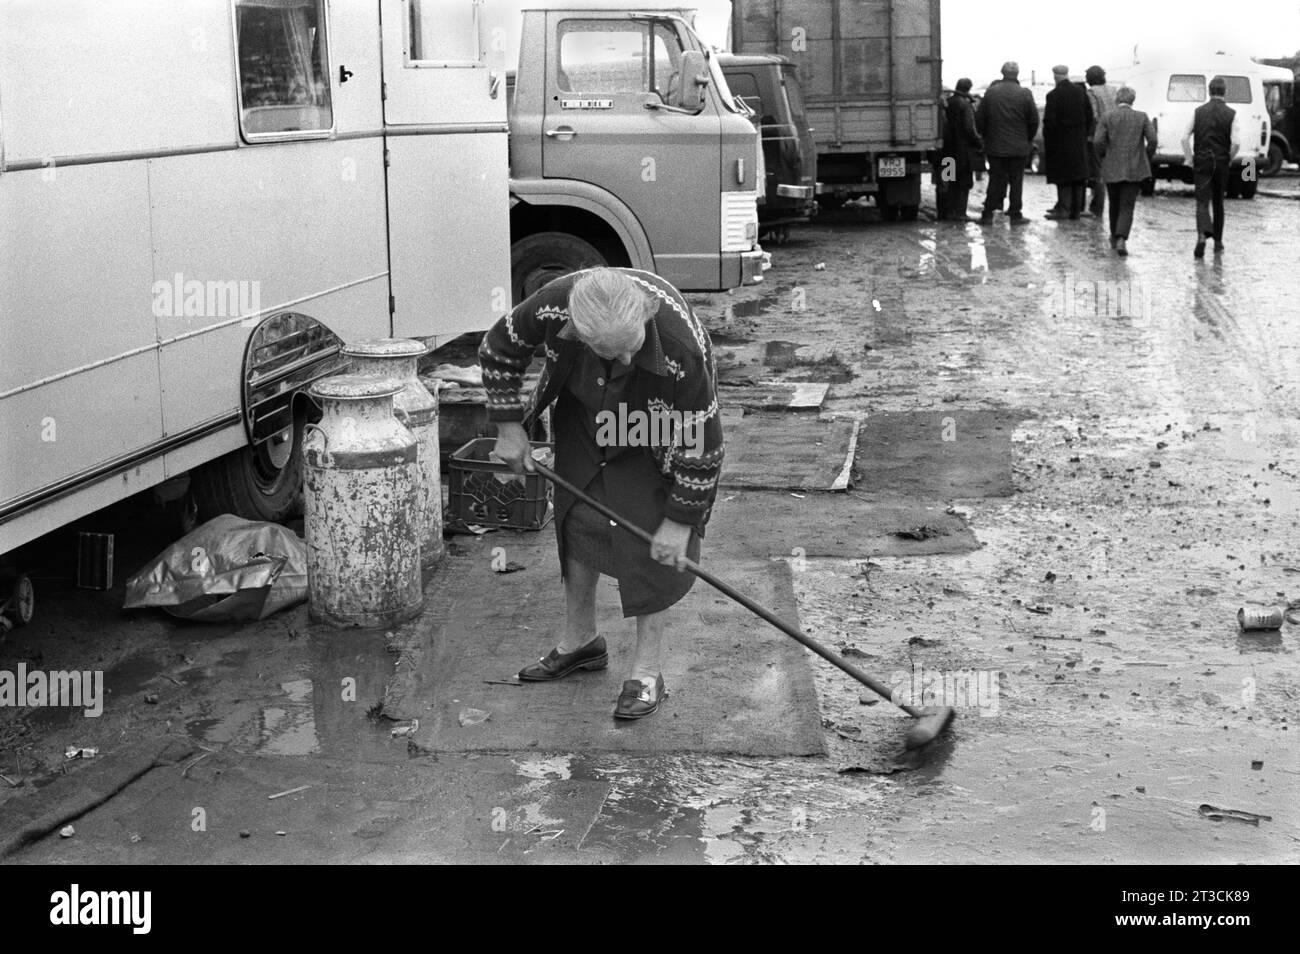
192, 413, 304, 523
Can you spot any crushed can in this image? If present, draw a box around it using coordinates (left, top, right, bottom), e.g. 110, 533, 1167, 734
1237, 605, 1284, 631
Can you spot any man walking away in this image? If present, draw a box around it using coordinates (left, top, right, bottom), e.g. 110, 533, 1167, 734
1094, 86, 1157, 256
1182, 76, 1242, 258
941, 78, 984, 221
976, 61, 1039, 225
1043, 65, 1094, 220
1085, 66, 1116, 216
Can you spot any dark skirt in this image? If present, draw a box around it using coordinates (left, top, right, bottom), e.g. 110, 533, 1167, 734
553, 397, 700, 617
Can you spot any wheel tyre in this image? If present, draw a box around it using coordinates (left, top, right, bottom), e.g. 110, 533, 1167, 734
1261, 143, 1284, 178
191, 415, 305, 524
898, 204, 919, 222
510, 232, 607, 305
880, 203, 901, 222
1239, 178, 1257, 199
816, 195, 846, 212
1225, 176, 1241, 199
5, 573, 34, 627
1139, 177, 1155, 197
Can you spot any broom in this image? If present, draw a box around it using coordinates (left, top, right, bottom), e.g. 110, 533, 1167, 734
531, 460, 955, 749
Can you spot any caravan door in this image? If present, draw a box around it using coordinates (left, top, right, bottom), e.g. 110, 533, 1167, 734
379, 0, 512, 342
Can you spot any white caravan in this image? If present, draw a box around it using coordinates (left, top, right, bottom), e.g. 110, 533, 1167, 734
0, 0, 512, 562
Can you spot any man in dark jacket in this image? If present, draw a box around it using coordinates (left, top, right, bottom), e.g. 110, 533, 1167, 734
1181, 76, 1243, 257
975, 61, 1039, 225
940, 78, 984, 221
1043, 65, 1094, 219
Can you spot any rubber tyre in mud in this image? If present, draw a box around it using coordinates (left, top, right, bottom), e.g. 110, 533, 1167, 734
511, 232, 606, 305
192, 417, 304, 523
1139, 177, 1156, 197
1260, 142, 1284, 178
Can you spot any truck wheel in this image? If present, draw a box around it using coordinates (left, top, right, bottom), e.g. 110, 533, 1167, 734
879, 203, 901, 222
1139, 177, 1155, 197
511, 232, 606, 304
1239, 178, 1257, 199
191, 416, 304, 523
1225, 176, 1241, 199
1261, 143, 1284, 178
898, 204, 919, 222
816, 196, 846, 212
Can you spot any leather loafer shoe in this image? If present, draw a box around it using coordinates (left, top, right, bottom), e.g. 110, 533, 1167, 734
613, 674, 665, 720
518, 636, 609, 681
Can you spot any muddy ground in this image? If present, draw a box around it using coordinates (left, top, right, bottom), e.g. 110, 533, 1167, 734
2, 173, 1297, 864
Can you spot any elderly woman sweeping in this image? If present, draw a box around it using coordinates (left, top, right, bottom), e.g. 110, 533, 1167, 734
480, 267, 724, 720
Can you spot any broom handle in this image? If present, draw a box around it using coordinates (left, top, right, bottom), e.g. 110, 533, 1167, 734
530, 460, 920, 717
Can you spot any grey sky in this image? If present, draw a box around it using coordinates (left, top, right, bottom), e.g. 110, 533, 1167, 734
493, 1, 1300, 86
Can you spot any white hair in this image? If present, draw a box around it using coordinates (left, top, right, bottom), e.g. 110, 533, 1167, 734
568, 269, 653, 356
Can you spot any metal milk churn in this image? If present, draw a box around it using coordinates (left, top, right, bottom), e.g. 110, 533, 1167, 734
343, 338, 444, 566
303, 375, 423, 628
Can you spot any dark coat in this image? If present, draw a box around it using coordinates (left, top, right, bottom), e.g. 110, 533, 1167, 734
942, 90, 984, 188
1043, 80, 1094, 183
975, 78, 1038, 157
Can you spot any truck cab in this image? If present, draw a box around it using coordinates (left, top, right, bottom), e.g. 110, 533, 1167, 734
719, 52, 817, 241
508, 4, 765, 303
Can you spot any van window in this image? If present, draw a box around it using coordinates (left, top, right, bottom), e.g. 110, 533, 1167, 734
234, 0, 332, 140
1213, 75, 1252, 103
557, 19, 683, 99
1168, 74, 1205, 102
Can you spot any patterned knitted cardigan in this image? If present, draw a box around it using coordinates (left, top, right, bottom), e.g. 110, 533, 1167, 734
478, 268, 725, 529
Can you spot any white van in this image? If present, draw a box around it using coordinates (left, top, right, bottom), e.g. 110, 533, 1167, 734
1111, 54, 1272, 198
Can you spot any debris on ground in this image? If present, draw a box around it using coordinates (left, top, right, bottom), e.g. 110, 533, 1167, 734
64, 746, 97, 760
492, 562, 527, 574
458, 707, 491, 727
267, 785, 310, 801
389, 720, 419, 738
1198, 804, 1272, 826
59, 825, 75, 838
892, 524, 946, 541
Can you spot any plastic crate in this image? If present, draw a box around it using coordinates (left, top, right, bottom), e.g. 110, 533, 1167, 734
446, 438, 554, 531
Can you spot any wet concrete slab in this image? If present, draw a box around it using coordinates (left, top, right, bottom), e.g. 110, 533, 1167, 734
721, 413, 859, 491
854, 409, 1023, 499
383, 533, 824, 757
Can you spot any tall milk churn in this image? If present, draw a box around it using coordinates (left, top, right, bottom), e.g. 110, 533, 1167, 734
303, 375, 423, 628
343, 338, 443, 566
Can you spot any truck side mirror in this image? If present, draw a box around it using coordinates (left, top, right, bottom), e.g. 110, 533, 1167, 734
669, 50, 709, 111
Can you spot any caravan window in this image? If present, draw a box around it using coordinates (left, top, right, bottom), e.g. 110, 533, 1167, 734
408, 0, 481, 65
1168, 74, 1206, 102
234, 0, 333, 140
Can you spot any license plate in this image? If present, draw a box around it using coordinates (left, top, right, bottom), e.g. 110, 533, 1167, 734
878, 157, 906, 178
